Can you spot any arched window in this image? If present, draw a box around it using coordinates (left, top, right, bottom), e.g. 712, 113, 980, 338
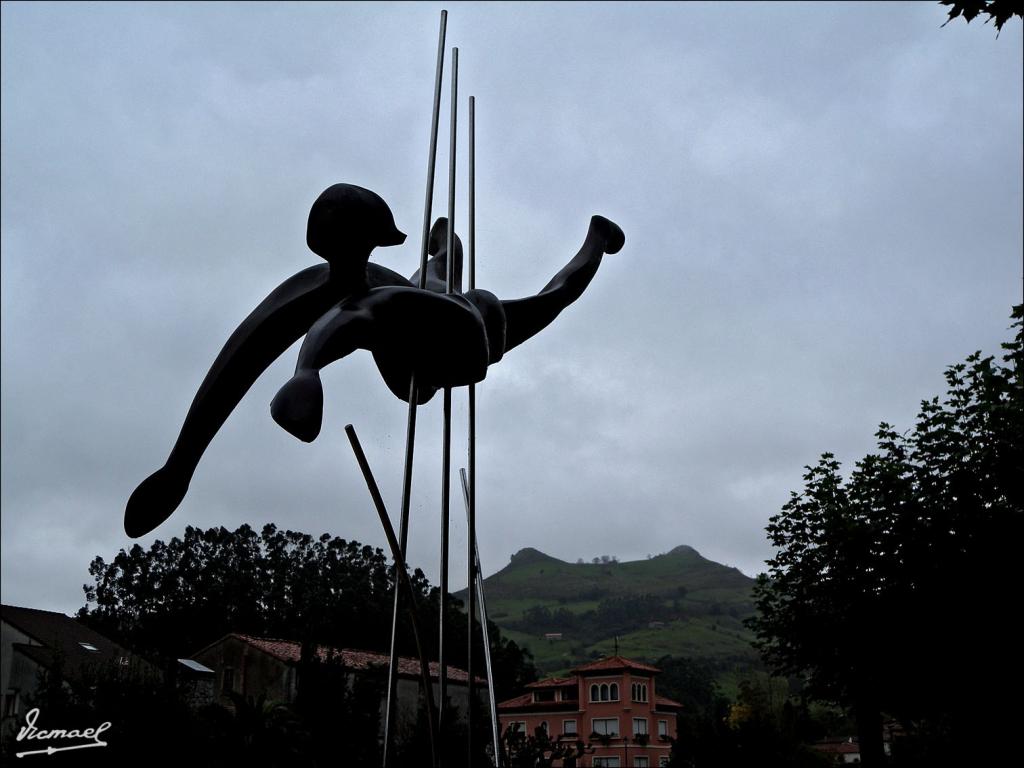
590, 684, 599, 702
600, 683, 609, 701
610, 683, 619, 701
540, 721, 548, 734
631, 683, 637, 700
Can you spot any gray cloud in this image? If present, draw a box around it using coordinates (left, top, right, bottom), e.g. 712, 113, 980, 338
2, 2, 1021, 615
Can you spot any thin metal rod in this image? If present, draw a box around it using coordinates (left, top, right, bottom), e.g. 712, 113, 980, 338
419, 10, 448, 289
346, 425, 439, 768
465, 93, 477, 768
438, 44, 458, 752
468, 97, 476, 293
447, 48, 459, 295
439, 387, 452, 737
384, 11, 447, 768
461, 469, 501, 767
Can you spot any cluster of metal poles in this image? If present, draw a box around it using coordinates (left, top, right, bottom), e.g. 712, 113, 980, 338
345, 11, 502, 768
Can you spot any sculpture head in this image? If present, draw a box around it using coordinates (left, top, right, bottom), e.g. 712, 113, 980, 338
306, 184, 406, 264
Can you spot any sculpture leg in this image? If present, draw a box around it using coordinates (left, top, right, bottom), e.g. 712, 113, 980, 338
270, 301, 376, 442
500, 215, 624, 352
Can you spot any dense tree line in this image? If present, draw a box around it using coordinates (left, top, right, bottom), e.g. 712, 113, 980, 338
59, 523, 539, 766
510, 592, 739, 641
659, 657, 835, 768
79, 523, 536, 702
749, 306, 1022, 766
512, 593, 666, 637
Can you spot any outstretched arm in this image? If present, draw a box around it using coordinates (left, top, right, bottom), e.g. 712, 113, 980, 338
124, 262, 409, 538
125, 264, 341, 537
500, 215, 624, 352
270, 303, 375, 443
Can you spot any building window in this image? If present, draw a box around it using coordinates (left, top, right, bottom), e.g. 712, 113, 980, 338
593, 758, 620, 767
659, 757, 669, 767
657, 720, 668, 737
633, 717, 648, 736
222, 666, 234, 693
507, 721, 527, 735
563, 719, 577, 736
4, 690, 21, 718
591, 718, 619, 737
591, 682, 620, 702
631, 682, 648, 702
540, 721, 549, 734
634, 758, 649, 767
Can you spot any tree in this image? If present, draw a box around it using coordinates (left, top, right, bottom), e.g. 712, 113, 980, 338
501, 724, 591, 768
80, 524, 403, 665
76, 523, 540, 765
749, 306, 1023, 766
940, 0, 1023, 33
79, 522, 537, 712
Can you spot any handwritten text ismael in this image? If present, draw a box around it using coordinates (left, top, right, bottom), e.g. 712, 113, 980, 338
16, 708, 111, 758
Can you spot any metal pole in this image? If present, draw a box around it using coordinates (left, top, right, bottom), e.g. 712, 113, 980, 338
383, 11, 447, 768
461, 469, 501, 767
438, 44, 458, 754
465, 93, 477, 768
346, 425, 439, 768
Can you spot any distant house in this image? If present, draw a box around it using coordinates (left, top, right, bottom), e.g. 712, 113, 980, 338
1, 604, 154, 740
811, 733, 898, 764
810, 737, 862, 764
498, 654, 681, 767
191, 633, 485, 740
176, 657, 216, 709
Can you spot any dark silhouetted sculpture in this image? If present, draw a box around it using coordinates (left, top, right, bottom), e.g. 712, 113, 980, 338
125, 183, 623, 538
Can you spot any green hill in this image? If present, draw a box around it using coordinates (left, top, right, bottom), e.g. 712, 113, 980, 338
457, 546, 760, 677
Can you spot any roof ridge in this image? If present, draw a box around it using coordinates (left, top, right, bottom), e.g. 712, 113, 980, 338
216, 635, 477, 681
570, 654, 661, 674
2, 604, 72, 616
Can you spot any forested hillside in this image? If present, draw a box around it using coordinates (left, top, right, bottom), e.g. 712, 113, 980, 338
458, 544, 759, 675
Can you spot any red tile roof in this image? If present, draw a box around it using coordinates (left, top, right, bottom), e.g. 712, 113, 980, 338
496, 693, 580, 713
811, 741, 860, 754
655, 695, 683, 710
230, 634, 478, 683
497, 693, 535, 709
571, 655, 661, 674
526, 677, 576, 688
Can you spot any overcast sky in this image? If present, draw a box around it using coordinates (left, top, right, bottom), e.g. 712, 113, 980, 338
2, 2, 1021, 617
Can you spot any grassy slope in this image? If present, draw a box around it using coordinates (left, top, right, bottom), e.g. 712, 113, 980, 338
459, 545, 761, 677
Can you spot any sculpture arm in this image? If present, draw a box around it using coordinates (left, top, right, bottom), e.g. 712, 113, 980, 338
501, 215, 624, 352
124, 264, 341, 537
123, 261, 410, 538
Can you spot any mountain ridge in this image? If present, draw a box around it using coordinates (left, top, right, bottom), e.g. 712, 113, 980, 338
459, 544, 759, 676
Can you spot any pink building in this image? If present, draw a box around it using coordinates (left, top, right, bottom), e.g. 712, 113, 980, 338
498, 655, 681, 767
